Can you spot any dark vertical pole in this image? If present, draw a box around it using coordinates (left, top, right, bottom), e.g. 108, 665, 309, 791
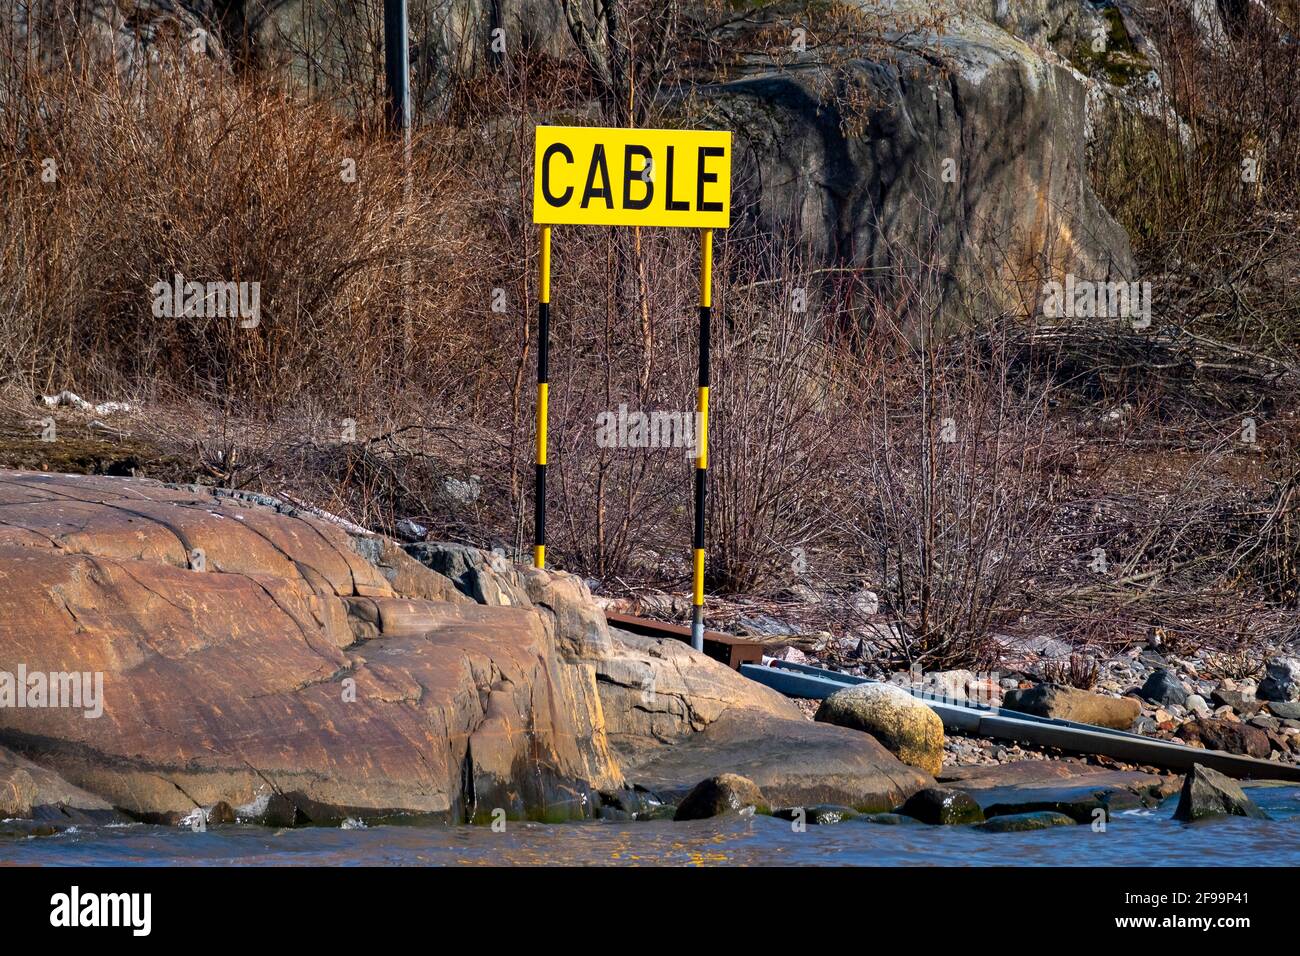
383, 0, 410, 136
384, 0, 413, 366
691, 228, 713, 652
535, 226, 552, 568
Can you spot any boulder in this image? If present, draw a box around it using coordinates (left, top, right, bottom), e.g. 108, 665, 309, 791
1211, 687, 1261, 717
404, 541, 529, 608
940, 760, 1176, 822
1264, 730, 1293, 754
0, 473, 927, 827
588, 628, 803, 766
596, 787, 672, 821
0, 745, 123, 824
849, 589, 879, 616
1257, 657, 1300, 703
0, 471, 622, 824
815, 683, 945, 775
1176, 718, 1271, 759
710, 2, 1135, 321
0, 764, 35, 818
773, 805, 860, 826
861, 812, 917, 825
977, 811, 1078, 832
1138, 669, 1189, 707
625, 708, 932, 813
898, 787, 985, 825
1172, 765, 1270, 822
674, 774, 768, 821
1267, 701, 1300, 720
1133, 716, 1158, 735
1001, 683, 1140, 730
1249, 715, 1280, 733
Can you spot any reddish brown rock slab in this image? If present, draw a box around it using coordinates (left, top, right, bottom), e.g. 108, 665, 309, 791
1001, 683, 1140, 730
938, 760, 1177, 796
0, 471, 622, 824
0, 471, 198, 506
591, 628, 803, 767
1176, 718, 1271, 759
0, 744, 126, 824
623, 708, 933, 813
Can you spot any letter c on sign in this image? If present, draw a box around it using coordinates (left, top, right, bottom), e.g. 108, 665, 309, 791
542, 143, 574, 207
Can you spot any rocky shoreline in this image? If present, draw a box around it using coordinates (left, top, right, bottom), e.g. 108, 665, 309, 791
0, 471, 1295, 838
604, 593, 1300, 772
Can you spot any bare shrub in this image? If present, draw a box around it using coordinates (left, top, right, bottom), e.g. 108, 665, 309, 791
1092, 0, 1300, 357
829, 290, 1076, 669
0, 30, 476, 410
1040, 654, 1101, 691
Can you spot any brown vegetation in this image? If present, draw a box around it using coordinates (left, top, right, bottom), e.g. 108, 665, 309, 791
0, 4, 1297, 671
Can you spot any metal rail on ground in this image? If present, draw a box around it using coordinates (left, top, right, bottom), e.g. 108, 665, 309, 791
740, 658, 1300, 783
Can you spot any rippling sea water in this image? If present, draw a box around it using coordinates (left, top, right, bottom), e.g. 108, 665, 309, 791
4, 788, 1298, 866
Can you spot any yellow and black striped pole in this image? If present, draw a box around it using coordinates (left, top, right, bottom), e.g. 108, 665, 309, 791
691, 228, 713, 652
534, 225, 552, 569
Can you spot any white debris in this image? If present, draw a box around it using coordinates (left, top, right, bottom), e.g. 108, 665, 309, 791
849, 588, 880, 617
443, 474, 481, 504
41, 390, 134, 416
771, 645, 813, 665
273, 492, 372, 536
178, 807, 207, 829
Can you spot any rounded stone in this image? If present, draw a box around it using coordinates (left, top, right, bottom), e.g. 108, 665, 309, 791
815, 682, 944, 776
673, 773, 769, 821
898, 786, 984, 825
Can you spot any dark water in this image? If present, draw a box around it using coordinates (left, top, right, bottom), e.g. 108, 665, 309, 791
5, 788, 1298, 866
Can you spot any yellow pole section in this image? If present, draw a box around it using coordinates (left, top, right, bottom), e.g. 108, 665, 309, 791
693, 549, 706, 606
699, 228, 713, 308
539, 225, 552, 304
537, 383, 548, 467
696, 385, 709, 470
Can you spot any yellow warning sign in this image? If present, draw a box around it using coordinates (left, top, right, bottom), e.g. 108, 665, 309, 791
533, 125, 731, 229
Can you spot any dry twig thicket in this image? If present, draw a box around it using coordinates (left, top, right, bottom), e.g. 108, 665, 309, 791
0, 2, 1296, 670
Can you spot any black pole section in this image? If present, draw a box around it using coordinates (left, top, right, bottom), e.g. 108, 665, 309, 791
384, 0, 412, 365
691, 300, 711, 651
535, 299, 550, 566
383, 0, 410, 135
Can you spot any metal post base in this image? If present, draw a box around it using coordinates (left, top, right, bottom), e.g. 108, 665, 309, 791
690, 607, 704, 653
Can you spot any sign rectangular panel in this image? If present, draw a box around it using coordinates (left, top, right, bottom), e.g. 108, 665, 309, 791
533, 125, 732, 229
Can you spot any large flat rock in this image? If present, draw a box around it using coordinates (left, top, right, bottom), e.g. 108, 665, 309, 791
593, 628, 804, 765
938, 759, 1177, 821
939, 759, 1176, 793
623, 708, 933, 813
0, 471, 622, 824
